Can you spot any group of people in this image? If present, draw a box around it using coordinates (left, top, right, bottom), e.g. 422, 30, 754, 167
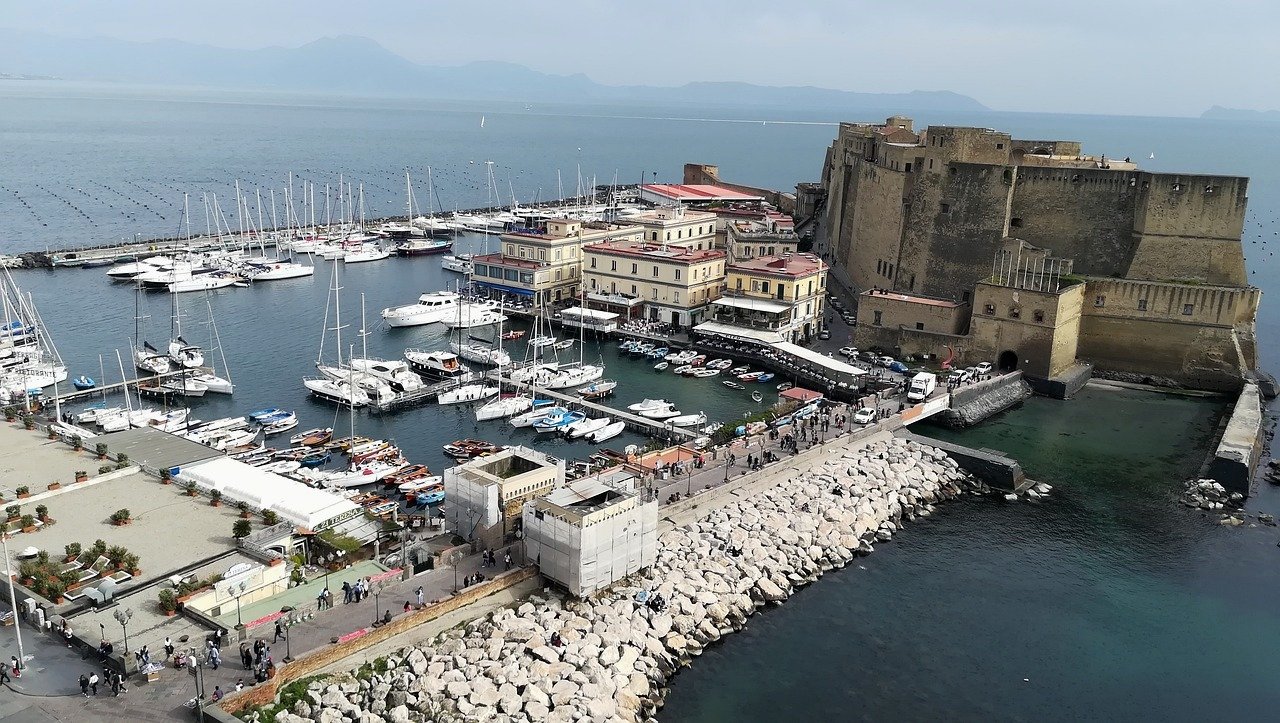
340, 576, 376, 605
240, 638, 274, 683
479, 549, 513, 571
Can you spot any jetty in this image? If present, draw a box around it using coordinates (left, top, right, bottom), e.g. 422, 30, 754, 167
489, 372, 699, 441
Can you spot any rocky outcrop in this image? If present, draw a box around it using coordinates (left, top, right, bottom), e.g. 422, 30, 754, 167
254, 438, 987, 722
936, 377, 1032, 428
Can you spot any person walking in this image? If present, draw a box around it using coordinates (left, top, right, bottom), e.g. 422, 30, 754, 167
273, 620, 285, 643
79, 673, 89, 696
164, 636, 174, 658
415, 586, 424, 607
240, 643, 251, 670
342, 580, 352, 604
110, 672, 120, 697
88, 671, 99, 695
504, 551, 512, 570
208, 646, 220, 671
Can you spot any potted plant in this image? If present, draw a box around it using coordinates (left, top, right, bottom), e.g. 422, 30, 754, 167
35, 505, 49, 523
45, 422, 56, 438
209, 489, 222, 507
159, 468, 172, 485
70, 436, 83, 452
45, 578, 66, 604
22, 413, 35, 430
19, 514, 35, 533
95, 442, 108, 460
184, 480, 198, 497
64, 542, 81, 562
3, 406, 16, 422
106, 545, 128, 568
236, 501, 250, 519
5, 505, 20, 523
75, 470, 88, 483
110, 510, 131, 526
51, 478, 66, 490
90, 539, 107, 559
123, 552, 140, 576
98, 465, 113, 475
262, 510, 279, 526
15, 486, 29, 500
232, 519, 252, 539
158, 588, 178, 616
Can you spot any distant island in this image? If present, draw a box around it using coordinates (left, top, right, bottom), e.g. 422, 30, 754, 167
1201, 105, 1280, 121
0, 30, 988, 112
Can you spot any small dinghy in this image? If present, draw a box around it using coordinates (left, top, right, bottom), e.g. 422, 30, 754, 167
72, 375, 96, 391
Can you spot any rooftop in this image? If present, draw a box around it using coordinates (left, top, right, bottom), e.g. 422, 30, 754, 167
640, 184, 764, 203
859, 289, 962, 308
629, 207, 717, 224
585, 240, 725, 264
779, 387, 824, 403
729, 253, 826, 277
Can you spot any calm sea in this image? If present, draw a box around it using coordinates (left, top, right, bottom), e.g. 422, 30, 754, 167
3, 82, 1279, 721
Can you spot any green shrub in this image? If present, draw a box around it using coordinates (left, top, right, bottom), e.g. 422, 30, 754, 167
158, 588, 177, 613
232, 519, 252, 538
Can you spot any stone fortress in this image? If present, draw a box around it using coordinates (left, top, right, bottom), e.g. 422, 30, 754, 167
811, 116, 1260, 394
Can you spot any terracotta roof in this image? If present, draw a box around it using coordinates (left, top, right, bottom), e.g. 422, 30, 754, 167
729, 253, 825, 277
859, 289, 960, 308
585, 240, 724, 264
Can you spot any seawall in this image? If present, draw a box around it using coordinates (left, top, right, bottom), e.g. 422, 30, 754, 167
1206, 382, 1264, 496
896, 431, 1028, 492
934, 371, 1033, 428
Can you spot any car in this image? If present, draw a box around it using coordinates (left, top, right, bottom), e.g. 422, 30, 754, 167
949, 368, 971, 383
839, 346, 858, 358
842, 314, 857, 324
853, 408, 877, 425
858, 351, 878, 363
818, 329, 831, 340
877, 355, 895, 368
975, 361, 994, 375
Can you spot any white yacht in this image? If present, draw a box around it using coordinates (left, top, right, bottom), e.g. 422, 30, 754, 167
168, 337, 203, 369
304, 377, 371, 407
628, 399, 673, 413
565, 416, 610, 439
381, 292, 461, 328
404, 349, 470, 381
250, 260, 314, 281
188, 370, 234, 394
442, 303, 506, 329
441, 255, 473, 274
450, 341, 512, 367
347, 357, 425, 393
342, 244, 391, 263
168, 273, 239, 294
544, 363, 604, 390
105, 257, 165, 281
437, 383, 498, 405
476, 393, 533, 421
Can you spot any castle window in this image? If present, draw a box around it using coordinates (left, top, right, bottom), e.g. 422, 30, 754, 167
1182, 304, 1194, 315
929, 159, 934, 170
984, 304, 995, 315
940, 203, 951, 214
905, 163, 912, 173
996, 143, 1004, 150
1010, 217, 1023, 228
1137, 298, 1148, 311
1003, 169, 1012, 184
873, 310, 882, 326
1033, 309, 1045, 323
1009, 306, 1021, 319
962, 291, 971, 303
915, 322, 924, 330
1094, 295, 1106, 307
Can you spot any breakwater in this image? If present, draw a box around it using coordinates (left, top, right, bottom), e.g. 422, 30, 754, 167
251, 436, 988, 722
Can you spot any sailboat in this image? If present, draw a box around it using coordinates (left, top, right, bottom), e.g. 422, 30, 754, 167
450, 292, 513, 366
185, 297, 234, 394
0, 270, 68, 397
438, 285, 499, 406
132, 288, 171, 374
395, 171, 452, 256
543, 281, 604, 389
318, 294, 396, 404
303, 262, 371, 407
476, 303, 532, 421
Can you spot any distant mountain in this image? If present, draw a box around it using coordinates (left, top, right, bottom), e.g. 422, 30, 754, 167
0, 31, 988, 112
1201, 105, 1280, 121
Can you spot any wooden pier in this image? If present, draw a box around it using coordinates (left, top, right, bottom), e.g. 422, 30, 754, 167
367, 373, 484, 414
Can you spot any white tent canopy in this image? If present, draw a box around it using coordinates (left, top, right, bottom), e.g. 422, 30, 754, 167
692, 321, 785, 345
773, 341, 868, 380
177, 457, 362, 532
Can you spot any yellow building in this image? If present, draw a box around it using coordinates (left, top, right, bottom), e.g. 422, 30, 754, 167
583, 240, 726, 328
473, 219, 642, 308
711, 253, 828, 342
628, 206, 718, 249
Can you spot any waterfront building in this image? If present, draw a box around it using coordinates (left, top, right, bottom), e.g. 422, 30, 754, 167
818, 115, 1257, 392
708, 253, 828, 343
583, 240, 726, 328
521, 475, 658, 598
472, 219, 641, 308
444, 446, 565, 551
627, 206, 718, 250
638, 182, 763, 207
724, 215, 800, 263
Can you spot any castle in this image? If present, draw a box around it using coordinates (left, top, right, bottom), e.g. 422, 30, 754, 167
812, 116, 1260, 393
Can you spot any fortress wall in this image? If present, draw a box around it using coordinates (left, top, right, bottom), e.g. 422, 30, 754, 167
909, 164, 1010, 300
1127, 174, 1249, 286
1008, 167, 1138, 277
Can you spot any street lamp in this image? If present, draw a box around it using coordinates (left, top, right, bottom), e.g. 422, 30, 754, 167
187, 646, 208, 723
282, 611, 297, 663
450, 551, 464, 593
231, 581, 248, 627
112, 607, 133, 655
1, 528, 26, 667
372, 580, 389, 626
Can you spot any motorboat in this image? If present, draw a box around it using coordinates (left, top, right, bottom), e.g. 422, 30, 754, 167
510, 404, 565, 429
247, 407, 285, 422
105, 258, 162, 281
188, 370, 234, 394
638, 406, 681, 420
263, 413, 300, 436
384, 464, 431, 488
529, 335, 557, 348
168, 337, 204, 369
628, 398, 673, 413
586, 420, 626, 443
415, 489, 446, 507
304, 377, 371, 407
437, 383, 498, 405
691, 368, 719, 378
442, 302, 506, 329
576, 379, 617, 400
701, 422, 724, 435
666, 350, 697, 364
631, 343, 654, 357
751, 391, 764, 403
647, 347, 668, 359
476, 393, 533, 421
75, 404, 123, 425
776, 382, 793, 391
399, 475, 443, 495
299, 450, 331, 468
250, 261, 314, 281
565, 416, 611, 439
534, 409, 586, 434
290, 427, 333, 446
318, 363, 395, 405
729, 366, 750, 375
670, 412, 708, 427
71, 375, 95, 390
168, 273, 240, 293
441, 254, 473, 274
738, 371, 763, 381
381, 292, 461, 328
395, 238, 451, 256
653, 362, 668, 372
723, 381, 746, 390
501, 330, 526, 341
262, 460, 302, 475
348, 357, 426, 393
451, 341, 512, 367
756, 373, 776, 383
326, 458, 410, 488
405, 349, 470, 380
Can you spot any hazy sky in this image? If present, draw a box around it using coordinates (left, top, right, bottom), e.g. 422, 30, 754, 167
9, 0, 1276, 116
